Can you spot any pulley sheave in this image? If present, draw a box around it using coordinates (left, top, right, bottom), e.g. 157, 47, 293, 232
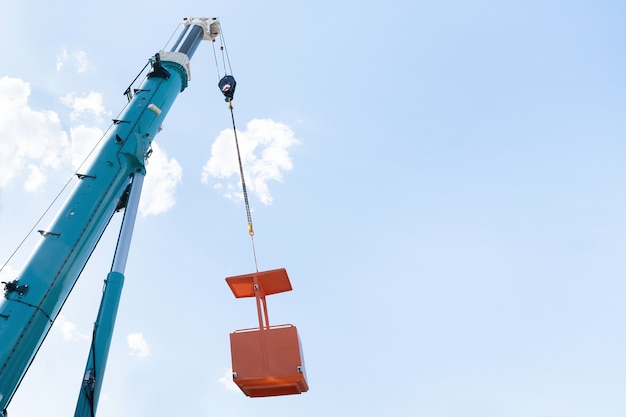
218, 75, 236, 101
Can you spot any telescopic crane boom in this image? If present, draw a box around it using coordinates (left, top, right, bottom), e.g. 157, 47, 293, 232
0, 17, 219, 417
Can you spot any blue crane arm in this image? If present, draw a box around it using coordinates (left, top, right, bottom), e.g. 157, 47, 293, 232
0, 17, 219, 415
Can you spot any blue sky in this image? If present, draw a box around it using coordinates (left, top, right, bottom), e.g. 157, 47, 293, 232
1, 1, 626, 416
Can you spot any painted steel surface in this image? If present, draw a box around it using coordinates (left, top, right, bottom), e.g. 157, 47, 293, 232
0, 50, 189, 413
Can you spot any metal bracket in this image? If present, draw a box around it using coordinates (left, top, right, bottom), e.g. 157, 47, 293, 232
2, 280, 29, 296
76, 173, 96, 180
38, 230, 61, 238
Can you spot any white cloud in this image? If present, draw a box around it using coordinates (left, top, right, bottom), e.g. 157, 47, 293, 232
218, 368, 240, 392
74, 51, 90, 73
0, 76, 179, 217
24, 164, 46, 192
61, 91, 108, 122
0, 76, 70, 189
56, 48, 92, 73
53, 314, 89, 342
0, 265, 19, 283
55, 49, 68, 71
201, 118, 298, 205
127, 333, 151, 358
139, 142, 183, 216
69, 124, 104, 170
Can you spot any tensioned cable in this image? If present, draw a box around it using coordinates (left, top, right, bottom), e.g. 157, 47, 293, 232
219, 28, 233, 75
212, 41, 222, 82
162, 21, 183, 51
212, 22, 257, 271
227, 99, 259, 273
82, 327, 98, 417
0, 96, 135, 274
2, 22, 183, 275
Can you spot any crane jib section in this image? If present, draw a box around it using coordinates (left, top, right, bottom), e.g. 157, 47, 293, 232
0, 50, 192, 413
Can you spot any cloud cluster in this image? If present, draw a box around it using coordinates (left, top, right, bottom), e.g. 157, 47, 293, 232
0, 76, 70, 190
53, 316, 151, 360
56, 49, 91, 73
60, 90, 109, 170
53, 314, 89, 341
61, 91, 108, 122
201, 118, 299, 205
0, 74, 181, 216
1, 60, 298, 217
0, 265, 19, 285
140, 142, 182, 216
127, 333, 151, 358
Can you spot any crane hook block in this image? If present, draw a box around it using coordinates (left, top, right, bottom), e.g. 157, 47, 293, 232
218, 75, 236, 102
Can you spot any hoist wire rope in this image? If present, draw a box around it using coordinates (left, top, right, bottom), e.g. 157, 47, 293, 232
227, 99, 259, 272
220, 34, 227, 75
218, 28, 233, 75
212, 22, 257, 271
211, 41, 222, 81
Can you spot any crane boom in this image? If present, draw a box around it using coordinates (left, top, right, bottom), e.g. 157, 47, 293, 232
0, 17, 219, 416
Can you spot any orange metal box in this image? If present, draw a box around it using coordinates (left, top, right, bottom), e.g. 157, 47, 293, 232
226, 268, 292, 298
230, 324, 308, 397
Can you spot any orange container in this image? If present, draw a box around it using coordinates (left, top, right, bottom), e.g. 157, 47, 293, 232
230, 324, 308, 397
226, 268, 309, 397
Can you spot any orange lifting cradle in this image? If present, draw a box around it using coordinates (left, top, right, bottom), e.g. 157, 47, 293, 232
226, 268, 309, 397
